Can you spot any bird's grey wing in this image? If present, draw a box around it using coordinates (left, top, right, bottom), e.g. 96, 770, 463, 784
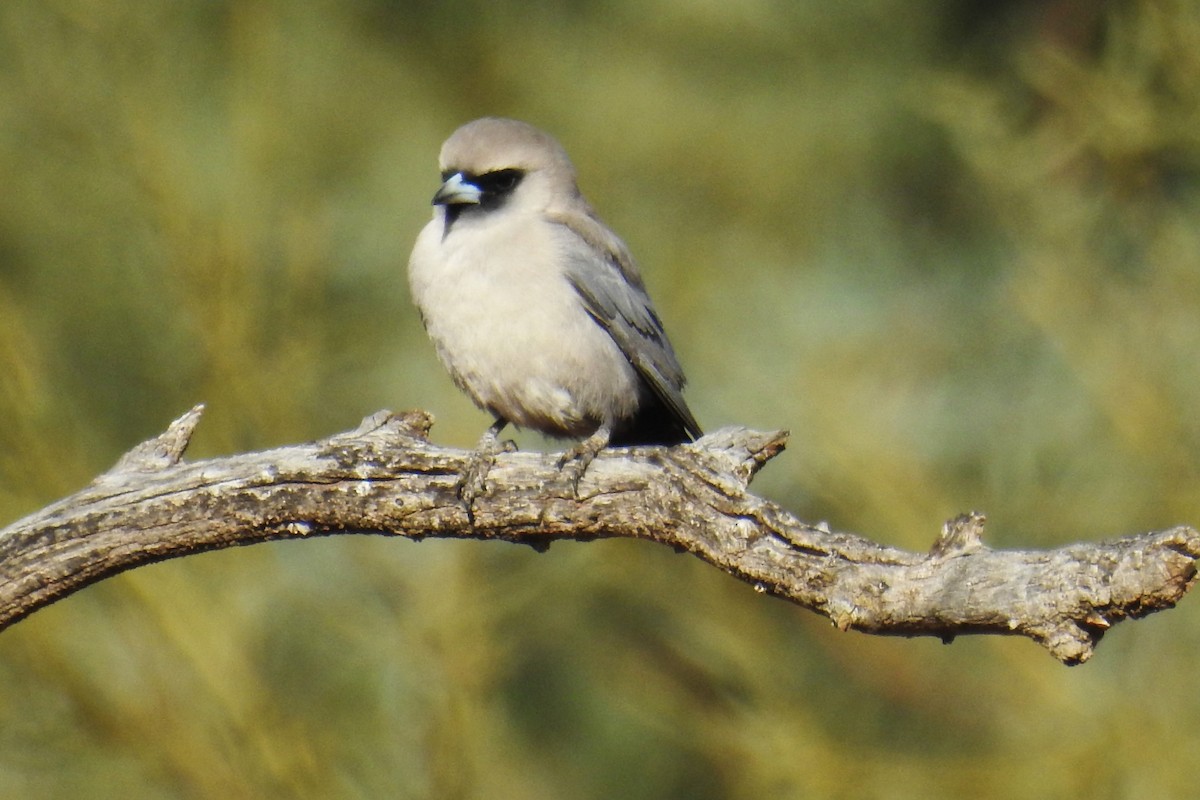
551, 210, 702, 440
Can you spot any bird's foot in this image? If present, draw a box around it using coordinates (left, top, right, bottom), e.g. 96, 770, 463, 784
457, 423, 516, 519
556, 426, 611, 499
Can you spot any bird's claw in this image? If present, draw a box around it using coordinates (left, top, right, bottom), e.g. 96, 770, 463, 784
556, 450, 594, 500
456, 432, 517, 520
556, 427, 609, 499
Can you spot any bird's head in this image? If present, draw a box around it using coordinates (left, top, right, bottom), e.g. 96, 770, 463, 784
432, 117, 582, 222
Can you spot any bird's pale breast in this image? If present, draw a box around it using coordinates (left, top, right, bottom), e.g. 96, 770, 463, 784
409, 212, 641, 436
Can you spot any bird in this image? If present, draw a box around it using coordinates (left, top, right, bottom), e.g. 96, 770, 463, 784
408, 117, 702, 488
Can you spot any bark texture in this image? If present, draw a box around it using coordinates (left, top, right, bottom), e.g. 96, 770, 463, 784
0, 405, 1196, 664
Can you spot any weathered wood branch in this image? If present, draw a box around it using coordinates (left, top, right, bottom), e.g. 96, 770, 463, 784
1, 406, 1196, 664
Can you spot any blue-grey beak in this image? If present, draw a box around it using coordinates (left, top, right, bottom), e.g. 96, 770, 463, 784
432, 172, 482, 206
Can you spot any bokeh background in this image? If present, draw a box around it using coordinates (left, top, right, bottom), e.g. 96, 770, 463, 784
3, 1, 1200, 797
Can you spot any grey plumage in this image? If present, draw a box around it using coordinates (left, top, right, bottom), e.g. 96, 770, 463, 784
408, 117, 701, 450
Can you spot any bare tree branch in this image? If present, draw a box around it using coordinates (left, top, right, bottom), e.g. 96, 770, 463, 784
1, 406, 1196, 664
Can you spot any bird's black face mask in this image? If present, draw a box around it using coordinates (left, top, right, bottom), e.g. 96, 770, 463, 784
435, 168, 526, 230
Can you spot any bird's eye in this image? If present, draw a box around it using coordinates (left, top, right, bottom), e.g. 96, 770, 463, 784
478, 168, 523, 195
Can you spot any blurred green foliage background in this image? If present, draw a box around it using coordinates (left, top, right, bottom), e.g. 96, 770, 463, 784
2, 0, 1200, 797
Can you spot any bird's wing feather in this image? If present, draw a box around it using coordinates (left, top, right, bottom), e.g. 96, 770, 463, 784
550, 209, 702, 440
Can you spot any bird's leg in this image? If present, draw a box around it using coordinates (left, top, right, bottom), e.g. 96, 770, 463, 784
457, 417, 515, 514
556, 423, 611, 499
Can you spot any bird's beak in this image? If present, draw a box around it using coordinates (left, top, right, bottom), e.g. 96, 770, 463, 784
432, 172, 483, 206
